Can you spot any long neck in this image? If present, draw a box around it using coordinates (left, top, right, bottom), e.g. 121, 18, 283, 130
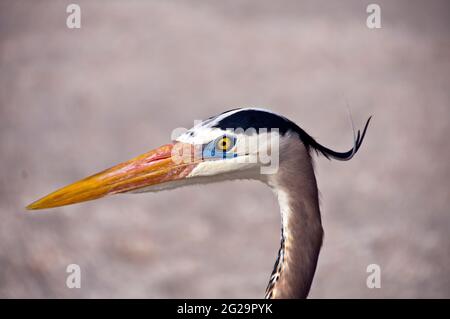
265, 143, 324, 299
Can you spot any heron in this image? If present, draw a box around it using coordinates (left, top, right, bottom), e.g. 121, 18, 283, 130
27, 108, 371, 299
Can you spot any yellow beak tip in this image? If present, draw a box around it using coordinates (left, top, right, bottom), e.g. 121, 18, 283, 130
26, 201, 44, 210
26, 197, 57, 210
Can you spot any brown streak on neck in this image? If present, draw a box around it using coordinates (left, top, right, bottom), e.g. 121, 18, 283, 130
268, 136, 324, 299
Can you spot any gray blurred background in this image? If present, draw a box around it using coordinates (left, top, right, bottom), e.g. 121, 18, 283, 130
0, 0, 449, 298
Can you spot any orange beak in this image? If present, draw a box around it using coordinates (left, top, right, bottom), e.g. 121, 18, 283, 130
26, 143, 198, 210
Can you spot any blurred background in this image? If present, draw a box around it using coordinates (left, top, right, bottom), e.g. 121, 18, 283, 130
0, 0, 449, 298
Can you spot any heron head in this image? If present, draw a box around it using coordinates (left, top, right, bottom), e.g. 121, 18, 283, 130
26, 108, 370, 210
26, 109, 282, 210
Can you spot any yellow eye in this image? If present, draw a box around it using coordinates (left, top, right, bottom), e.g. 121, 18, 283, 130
216, 136, 233, 152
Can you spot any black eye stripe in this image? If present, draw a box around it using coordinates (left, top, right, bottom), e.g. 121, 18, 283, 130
211, 108, 372, 161
212, 109, 294, 134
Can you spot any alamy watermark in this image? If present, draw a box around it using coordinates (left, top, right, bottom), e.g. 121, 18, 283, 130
366, 263, 381, 289
170, 125, 281, 175
66, 4, 81, 29
366, 4, 381, 29
66, 263, 81, 289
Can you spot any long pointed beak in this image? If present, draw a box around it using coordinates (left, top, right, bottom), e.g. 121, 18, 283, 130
26, 143, 198, 210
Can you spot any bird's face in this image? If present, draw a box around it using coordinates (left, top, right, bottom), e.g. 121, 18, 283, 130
26, 107, 370, 210
27, 119, 277, 210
